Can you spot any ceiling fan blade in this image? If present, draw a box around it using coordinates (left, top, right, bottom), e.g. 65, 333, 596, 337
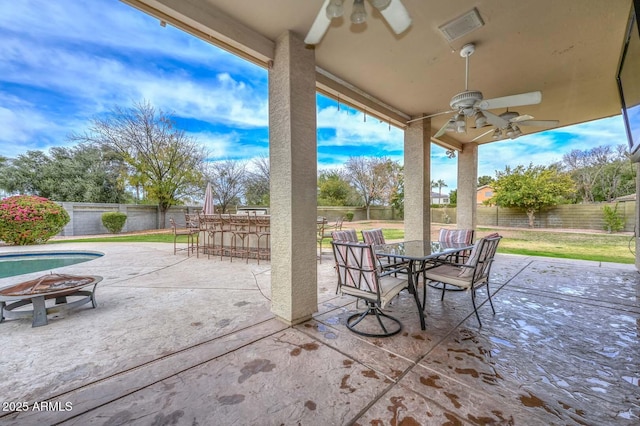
511, 114, 534, 123
478, 91, 542, 110
304, 0, 332, 45
483, 111, 509, 128
471, 128, 495, 142
433, 120, 450, 138
377, 0, 412, 34
518, 119, 559, 127
406, 109, 455, 124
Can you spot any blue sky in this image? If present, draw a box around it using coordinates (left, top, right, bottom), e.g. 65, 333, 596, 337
0, 0, 629, 192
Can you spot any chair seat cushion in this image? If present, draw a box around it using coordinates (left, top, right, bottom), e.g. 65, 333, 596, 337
424, 264, 473, 288
340, 275, 407, 309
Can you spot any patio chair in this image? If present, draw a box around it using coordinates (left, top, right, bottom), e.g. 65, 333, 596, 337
317, 217, 345, 263
331, 229, 358, 242
438, 228, 474, 262
428, 228, 476, 291
423, 234, 502, 326
361, 228, 408, 274
331, 241, 408, 337
169, 217, 199, 256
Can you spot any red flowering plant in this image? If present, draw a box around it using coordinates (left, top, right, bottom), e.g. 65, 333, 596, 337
0, 195, 70, 245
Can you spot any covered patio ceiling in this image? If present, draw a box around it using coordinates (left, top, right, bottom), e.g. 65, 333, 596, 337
123, 0, 632, 151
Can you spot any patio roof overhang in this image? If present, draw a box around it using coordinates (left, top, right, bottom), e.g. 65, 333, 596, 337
122, 0, 632, 151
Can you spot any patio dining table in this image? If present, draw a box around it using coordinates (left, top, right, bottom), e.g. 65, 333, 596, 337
375, 240, 473, 330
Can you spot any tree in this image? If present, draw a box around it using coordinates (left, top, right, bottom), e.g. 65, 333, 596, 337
562, 145, 635, 203
489, 163, 575, 227
0, 150, 49, 196
0, 146, 129, 203
344, 156, 401, 220
244, 155, 270, 206
318, 169, 352, 206
448, 189, 457, 206
206, 159, 246, 213
478, 175, 494, 186
44, 145, 130, 203
74, 101, 206, 226
389, 165, 405, 216
431, 179, 448, 204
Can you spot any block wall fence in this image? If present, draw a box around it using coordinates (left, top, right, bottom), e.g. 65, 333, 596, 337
57, 202, 636, 237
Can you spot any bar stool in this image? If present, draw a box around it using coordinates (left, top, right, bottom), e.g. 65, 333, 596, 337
229, 213, 251, 263
254, 213, 271, 264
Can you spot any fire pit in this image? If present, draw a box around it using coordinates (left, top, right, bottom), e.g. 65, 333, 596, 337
0, 273, 102, 327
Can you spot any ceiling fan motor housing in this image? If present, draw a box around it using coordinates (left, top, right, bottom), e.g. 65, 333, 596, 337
450, 90, 483, 116
499, 111, 519, 121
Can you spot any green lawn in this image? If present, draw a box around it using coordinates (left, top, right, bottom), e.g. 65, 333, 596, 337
50, 222, 636, 264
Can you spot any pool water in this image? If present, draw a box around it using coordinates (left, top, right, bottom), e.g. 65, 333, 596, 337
0, 252, 104, 279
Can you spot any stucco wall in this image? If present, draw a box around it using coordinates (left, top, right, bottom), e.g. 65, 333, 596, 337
56, 202, 636, 237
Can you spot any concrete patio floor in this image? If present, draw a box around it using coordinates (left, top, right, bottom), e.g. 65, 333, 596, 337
0, 242, 638, 425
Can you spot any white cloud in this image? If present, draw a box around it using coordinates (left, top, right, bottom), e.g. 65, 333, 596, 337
0, 0, 630, 197
0, 0, 235, 68
194, 131, 268, 161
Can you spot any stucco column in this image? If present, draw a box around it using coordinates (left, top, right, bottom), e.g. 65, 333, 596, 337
457, 142, 478, 229
634, 163, 640, 271
268, 30, 318, 325
404, 117, 431, 241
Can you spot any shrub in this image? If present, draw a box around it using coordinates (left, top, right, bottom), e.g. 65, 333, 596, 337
345, 211, 354, 222
0, 195, 70, 245
102, 212, 127, 234
602, 203, 625, 233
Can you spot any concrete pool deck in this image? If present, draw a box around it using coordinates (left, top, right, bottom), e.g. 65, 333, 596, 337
0, 242, 638, 425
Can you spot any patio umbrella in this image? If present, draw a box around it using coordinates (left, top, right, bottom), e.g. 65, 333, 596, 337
203, 182, 215, 214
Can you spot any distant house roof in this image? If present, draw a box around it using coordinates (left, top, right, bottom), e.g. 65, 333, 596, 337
614, 193, 636, 202
431, 191, 448, 199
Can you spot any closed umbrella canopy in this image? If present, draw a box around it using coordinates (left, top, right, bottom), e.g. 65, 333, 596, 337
203, 182, 215, 214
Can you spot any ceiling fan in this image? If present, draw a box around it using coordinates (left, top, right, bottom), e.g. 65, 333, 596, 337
470, 110, 560, 142
408, 43, 558, 140
305, 0, 412, 45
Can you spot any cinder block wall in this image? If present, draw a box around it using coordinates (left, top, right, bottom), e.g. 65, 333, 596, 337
56, 201, 636, 237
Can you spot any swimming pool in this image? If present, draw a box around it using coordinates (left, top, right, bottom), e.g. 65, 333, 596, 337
0, 251, 104, 279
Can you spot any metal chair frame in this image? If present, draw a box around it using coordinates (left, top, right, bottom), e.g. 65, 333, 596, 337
332, 241, 408, 338
423, 236, 502, 326
169, 217, 199, 256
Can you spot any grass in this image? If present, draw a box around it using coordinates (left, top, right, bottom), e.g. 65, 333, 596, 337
478, 227, 636, 264
49, 221, 637, 264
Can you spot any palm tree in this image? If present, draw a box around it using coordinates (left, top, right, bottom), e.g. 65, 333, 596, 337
431, 179, 448, 205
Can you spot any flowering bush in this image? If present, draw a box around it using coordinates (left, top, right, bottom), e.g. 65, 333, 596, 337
0, 195, 70, 245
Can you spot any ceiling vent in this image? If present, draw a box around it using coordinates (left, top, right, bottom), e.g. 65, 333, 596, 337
438, 8, 484, 42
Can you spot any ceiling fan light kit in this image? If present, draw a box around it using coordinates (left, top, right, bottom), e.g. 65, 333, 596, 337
326, 0, 344, 19
305, 0, 412, 45
351, 0, 367, 24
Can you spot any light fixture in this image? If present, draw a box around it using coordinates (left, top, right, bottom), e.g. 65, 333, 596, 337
455, 113, 465, 133
351, 0, 367, 24
326, 0, 344, 19
506, 125, 515, 138
445, 118, 456, 132
474, 111, 487, 128
492, 128, 501, 140
510, 125, 522, 139
369, 0, 392, 10
305, 0, 411, 44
